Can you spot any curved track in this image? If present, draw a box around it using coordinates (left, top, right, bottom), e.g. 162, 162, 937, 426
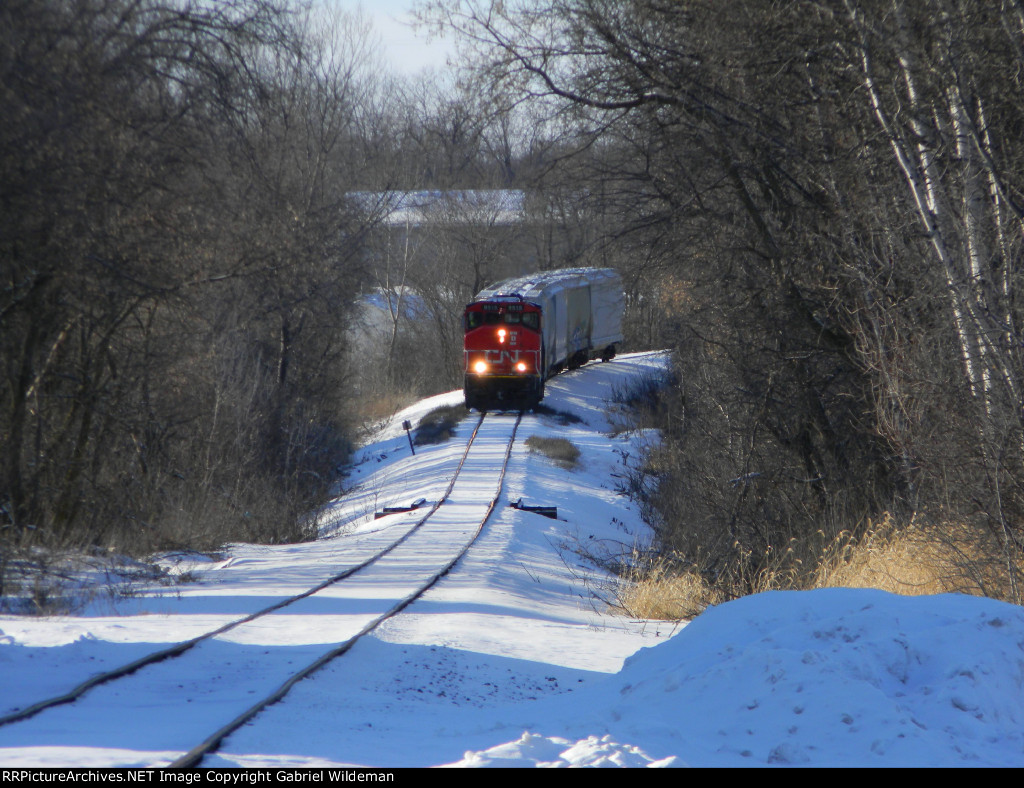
0, 411, 521, 766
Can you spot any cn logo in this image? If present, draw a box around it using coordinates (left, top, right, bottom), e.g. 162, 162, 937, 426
485, 350, 521, 365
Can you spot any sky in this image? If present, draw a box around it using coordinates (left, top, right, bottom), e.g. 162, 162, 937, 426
348, 0, 455, 75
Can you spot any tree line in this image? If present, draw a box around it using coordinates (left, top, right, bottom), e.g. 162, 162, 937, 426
0, 1, 478, 561
0, 0, 606, 570
426, 0, 1024, 601
5, 0, 1023, 605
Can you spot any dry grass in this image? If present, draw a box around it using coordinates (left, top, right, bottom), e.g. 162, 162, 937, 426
814, 517, 1022, 599
414, 403, 469, 445
620, 516, 1023, 621
618, 549, 797, 620
525, 435, 581, 469
618, 560, 724, 621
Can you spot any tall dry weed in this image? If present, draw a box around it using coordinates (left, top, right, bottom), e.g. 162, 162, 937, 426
619, 515, 1024, 621
815, 516, 1022, 599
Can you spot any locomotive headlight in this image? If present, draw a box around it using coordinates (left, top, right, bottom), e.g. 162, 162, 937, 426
474, 361, 488, 374
498, 329, 506, 343
516, 362, 527, 372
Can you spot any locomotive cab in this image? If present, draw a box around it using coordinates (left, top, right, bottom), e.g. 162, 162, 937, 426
463, 297, 544, 410
463, 268, 624, 411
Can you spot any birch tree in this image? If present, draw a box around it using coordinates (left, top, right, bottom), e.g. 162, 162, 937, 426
426, 0, 1024, 595
843, 0, 1024, 583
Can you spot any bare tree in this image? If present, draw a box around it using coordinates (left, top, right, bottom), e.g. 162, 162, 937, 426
1, 0, 381, 559
423, 0, 1024, 599
841, 0, 1024, 593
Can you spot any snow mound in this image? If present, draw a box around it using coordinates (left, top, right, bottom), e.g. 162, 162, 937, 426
445, 732, 678, 768
453, 589, 1024, 767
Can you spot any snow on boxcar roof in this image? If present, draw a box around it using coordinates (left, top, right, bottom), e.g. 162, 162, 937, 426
474, 267, 620, 301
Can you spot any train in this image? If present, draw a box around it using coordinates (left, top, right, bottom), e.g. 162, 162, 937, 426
462, 267, 624, 410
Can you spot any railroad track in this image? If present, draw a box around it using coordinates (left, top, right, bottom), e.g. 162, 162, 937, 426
0, 411, 522, 767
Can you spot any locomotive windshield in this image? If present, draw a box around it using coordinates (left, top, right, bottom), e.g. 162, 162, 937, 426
465, 305, 539, 332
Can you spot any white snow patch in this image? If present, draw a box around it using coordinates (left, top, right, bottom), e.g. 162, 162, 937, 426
2, 352, 1023, 767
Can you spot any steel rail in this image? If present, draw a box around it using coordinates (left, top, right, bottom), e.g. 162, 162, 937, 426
169, 411, 523, 768
0, 413, 489, 729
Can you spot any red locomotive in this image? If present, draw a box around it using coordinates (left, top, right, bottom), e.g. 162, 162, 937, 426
463, 268, 624, 410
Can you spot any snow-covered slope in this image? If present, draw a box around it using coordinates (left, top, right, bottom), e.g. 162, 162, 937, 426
447, 589, 1024, 767
1, 351, 1023, 767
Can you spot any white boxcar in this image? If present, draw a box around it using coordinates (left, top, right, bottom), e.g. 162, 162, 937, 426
473, 267, 624, 377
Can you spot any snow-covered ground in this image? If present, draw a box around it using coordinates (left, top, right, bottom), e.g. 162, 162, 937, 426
1, 351, 1023, 767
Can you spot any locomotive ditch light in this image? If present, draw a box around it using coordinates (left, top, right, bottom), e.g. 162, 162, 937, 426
516, 362, 527, 372
474, 361, 488, 374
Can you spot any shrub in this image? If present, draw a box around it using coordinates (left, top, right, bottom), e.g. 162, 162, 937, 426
413, 404, 469, 445
525, 436, 581, 469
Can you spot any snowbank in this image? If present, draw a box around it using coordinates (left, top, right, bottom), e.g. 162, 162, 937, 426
449, 589, 1024, 767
